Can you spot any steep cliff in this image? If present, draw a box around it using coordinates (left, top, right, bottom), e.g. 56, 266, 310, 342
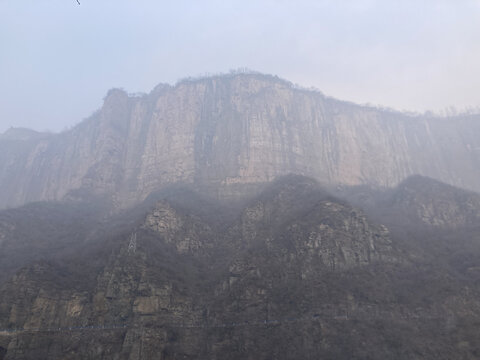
1, 73, 479, 210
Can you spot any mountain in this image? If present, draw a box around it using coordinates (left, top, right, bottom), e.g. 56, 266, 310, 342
2, 72, 480, 359
379, 175, 480, 228
336, 175, 480, 229
336, 175, 480, 283
1, 175, 480, 359
1, 72, 479, 210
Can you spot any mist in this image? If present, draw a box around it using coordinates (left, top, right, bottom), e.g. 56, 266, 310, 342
1, 2, 480, 359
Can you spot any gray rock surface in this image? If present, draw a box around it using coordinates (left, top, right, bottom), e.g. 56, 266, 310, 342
1, 73, 479, 211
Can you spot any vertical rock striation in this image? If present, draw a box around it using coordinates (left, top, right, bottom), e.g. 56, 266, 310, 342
1, 73, 479, 209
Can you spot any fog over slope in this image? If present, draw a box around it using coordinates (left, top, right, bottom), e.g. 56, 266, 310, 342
0, 73, 479, 210
2, 175, 480, 359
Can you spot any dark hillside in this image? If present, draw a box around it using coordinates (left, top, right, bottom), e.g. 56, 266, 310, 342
1, 175, 480, 359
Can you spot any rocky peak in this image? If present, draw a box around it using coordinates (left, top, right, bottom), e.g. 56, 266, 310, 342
148, 83, 172, 98
232, 175, 396, 272
143, 200, 214, 254
387, 175, 480, 227
143, 201, 184, 241
104, 88, 129, 102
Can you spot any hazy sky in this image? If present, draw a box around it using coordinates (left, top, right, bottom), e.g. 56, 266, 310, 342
1, 0, 480, 133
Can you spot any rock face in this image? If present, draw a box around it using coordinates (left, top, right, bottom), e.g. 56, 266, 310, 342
2, 176, 480, 359
143, 200, 215, 254
227, 176, 395, 272
1, 73, 480, 209
384, 175, 480, 228
343, 175, 480, 230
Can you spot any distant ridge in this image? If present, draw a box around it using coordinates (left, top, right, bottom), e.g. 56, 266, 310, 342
0, 127, 50, 141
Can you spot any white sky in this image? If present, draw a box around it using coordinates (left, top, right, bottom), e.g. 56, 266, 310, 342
1, 0, 480, 133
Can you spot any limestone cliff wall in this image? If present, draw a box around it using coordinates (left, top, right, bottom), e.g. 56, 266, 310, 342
0, 73, 479, 209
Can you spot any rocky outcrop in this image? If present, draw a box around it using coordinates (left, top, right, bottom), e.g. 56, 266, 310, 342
1, 73, 479, 209
1, 176, 480, 359
143, 200, 215, 254
371, 175, 480, 228
229, 176, 396, 275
